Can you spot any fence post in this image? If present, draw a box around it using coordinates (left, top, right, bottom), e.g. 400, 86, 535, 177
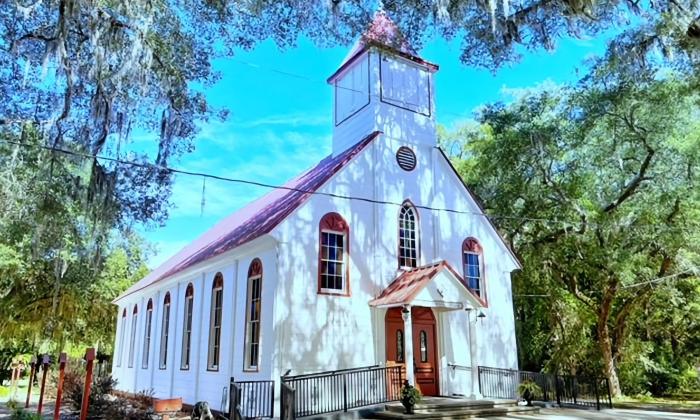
342, 374, 348, 412
606, 378, 613, 409
555, 376, 561, 406
25, 356, 36, 408
10, 361, 18, 400
54, 353, 67, 420
37, 355, 50, 415
80, 348, 96, 420
477, 366, 483, 396
594, 378, 601, 410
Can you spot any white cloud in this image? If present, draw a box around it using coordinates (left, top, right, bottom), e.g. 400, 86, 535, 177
231, 112, 330, 128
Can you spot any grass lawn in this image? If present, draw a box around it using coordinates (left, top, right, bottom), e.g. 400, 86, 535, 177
614, 394, 700, 412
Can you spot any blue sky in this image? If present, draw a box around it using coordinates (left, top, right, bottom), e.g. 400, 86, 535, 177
140, 32, 612, 268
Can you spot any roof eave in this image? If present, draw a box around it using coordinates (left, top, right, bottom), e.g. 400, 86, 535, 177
327, 43, 439, 84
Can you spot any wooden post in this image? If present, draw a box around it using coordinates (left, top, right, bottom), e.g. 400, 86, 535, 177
80, 348, 96, 420
25, 356, 37, 408
54, 353, 67, 420
37, 354, 50, 415
10, 360, 18, 399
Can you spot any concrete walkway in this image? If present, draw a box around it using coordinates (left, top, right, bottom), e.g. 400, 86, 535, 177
483, 407, 700, 419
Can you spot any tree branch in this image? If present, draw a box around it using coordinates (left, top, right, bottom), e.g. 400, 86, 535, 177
603, 145, 654, 212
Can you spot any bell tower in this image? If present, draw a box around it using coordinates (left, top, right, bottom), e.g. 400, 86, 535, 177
327, 12, 439, 156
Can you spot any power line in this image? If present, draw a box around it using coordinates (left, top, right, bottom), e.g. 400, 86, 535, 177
621, 269, 696, 289
0, 138, 695, 233
513, 270, 698, 298
229, 57, 476, 122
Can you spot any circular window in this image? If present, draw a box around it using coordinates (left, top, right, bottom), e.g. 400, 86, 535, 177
396, 146, 416, 171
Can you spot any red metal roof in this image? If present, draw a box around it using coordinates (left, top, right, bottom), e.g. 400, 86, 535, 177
116, 131, 382, 302
369, 260, 477, 307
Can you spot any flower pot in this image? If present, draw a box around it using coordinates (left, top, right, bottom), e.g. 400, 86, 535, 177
523, 389, 533, 407
401, 397, 415, 414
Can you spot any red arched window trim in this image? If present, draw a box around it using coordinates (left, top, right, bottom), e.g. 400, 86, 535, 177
463, 238, 482, 253
147, 299, 153, 311
318, 212, 350, 296
212, 272, 224, 290
185, 283, 194, 298
248, 258, 263, 278
462, 237, 487, 307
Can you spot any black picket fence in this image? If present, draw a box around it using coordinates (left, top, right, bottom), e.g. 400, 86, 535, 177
281, 365, 403, 418
229, 378, 275, 419
477, 366, 613, 410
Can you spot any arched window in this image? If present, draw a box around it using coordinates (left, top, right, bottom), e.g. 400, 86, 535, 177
128, 305, 138, 368
398, 202, 419, 268
142, 299, 153, 369
244, 259, 263, 371
207, 274, 224, 371
419, 330, 428, 362
159, 292, 171, 369
117, 309, 127, 367
318, 212, 350, 295
463, 238, 485, 301
181, 283, 194, 370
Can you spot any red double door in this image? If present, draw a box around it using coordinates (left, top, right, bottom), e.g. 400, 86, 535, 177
385, 307, 439, 396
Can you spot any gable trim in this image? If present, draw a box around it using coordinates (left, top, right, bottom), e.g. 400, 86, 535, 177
435, 147, 523, 270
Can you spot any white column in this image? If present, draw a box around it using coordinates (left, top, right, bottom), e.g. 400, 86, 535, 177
401, 306, 415, 386
150, 290, 161, 393
468, 310, 482, 399
194, 274, 207, 401
169, 283, 181, 398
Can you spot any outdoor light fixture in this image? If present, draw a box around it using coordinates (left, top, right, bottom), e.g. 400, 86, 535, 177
477, 311, 486, 324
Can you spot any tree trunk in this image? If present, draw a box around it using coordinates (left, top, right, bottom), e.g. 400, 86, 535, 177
598, 316, 621, 397
598, 280, 622, 397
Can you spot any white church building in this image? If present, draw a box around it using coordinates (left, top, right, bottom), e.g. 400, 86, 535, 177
112, 12, 521, 414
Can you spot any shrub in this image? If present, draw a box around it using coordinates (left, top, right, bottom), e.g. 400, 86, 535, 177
62, 372, 155, 419
9, 409, 41, 420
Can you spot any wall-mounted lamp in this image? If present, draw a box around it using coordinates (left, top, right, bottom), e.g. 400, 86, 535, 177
477, 311, 486, 324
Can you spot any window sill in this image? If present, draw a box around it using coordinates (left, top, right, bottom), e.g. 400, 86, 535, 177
318, 289, 350, 297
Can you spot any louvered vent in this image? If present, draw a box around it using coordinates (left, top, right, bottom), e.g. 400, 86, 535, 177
396, 146, 417, 171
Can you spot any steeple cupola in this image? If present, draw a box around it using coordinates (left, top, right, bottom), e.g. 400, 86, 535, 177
327, 12, 439, 156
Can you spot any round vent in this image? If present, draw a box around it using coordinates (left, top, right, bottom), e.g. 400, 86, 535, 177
396, 146, 417, 171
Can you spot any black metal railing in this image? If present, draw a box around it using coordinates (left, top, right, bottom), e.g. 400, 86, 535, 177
281, 365, 403, 418
229, 378, 275, 419
477, 366, 612, 410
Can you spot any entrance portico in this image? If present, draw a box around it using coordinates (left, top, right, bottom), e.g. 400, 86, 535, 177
370, 260, 486, 398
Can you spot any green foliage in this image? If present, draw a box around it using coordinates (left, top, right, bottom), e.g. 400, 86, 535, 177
5, 399, 19, 410
517, 379, 542, 398
400, 383, 423, 404
441, 64, 700, 396
8, 409, 41, 420
0, 127, 150, 355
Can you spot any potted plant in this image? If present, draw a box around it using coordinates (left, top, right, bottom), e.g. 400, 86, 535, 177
400, 380, 422, 414
517, 379, 542, 407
